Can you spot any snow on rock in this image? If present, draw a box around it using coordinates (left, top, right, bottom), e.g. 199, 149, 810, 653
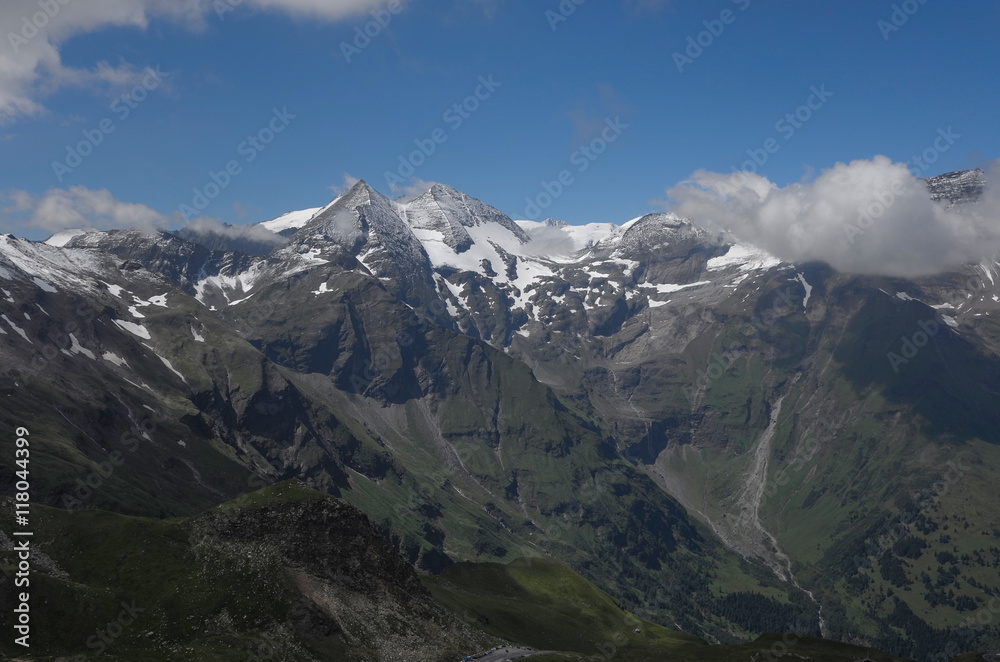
514, 219, 620, 261
113, 319, 151, 340
941, 314, 959, 328
190, 327, 205, 342
102, 282, 125, 297
0, 235, 104, 294
641, 281, 711, 294
32, 277, 57, 293
128, 306, 146, 319
102, 351, 129, 368
156, 353, 187, 383
44, 229, 91, 247
707, 243, 782, 272
259, 207, 324, 233
1, 314, 31, 343
68, 333, 95, 359
794, 273, 813, 308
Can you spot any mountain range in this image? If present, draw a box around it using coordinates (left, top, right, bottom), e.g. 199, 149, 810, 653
1, 169, 998, 660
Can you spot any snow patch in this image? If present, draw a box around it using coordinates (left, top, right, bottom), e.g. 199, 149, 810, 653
68, 334, 95, 359
1, 315, 31, 343
32, 277, 57, 293
707, 244, 782, 272
44, 229, 89, 247
113, 319, 151, 339
102, 351, 129, 368
156, 353, 187, 383
641, 280, 711, 294
794, 273, 813, 308
102, 282, 125, 297
259, 207, 323, 233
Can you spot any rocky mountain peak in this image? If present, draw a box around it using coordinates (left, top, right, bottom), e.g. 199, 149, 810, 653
404, 183, 531, 245
925, 168, 987, 205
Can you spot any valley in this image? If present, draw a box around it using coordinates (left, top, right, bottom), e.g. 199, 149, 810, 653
0, 171, 997, 659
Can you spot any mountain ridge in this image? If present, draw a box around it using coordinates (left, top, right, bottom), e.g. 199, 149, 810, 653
3, 169, 998, 657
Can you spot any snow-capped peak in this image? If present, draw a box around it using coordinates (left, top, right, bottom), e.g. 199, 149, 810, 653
44, 228, 93, 247
258, 207, 324, 234
403, 183, 530, 245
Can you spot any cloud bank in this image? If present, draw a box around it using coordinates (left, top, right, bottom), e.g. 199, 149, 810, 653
3, 187, 286, 250
667, 156, 1000, 278
14, 186, 173, 233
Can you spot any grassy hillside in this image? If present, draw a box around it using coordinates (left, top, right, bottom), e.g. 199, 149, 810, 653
0, 481, 495, 661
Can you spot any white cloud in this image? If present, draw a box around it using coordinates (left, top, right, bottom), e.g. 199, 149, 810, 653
390, 177, 439, 202
328, 172, 361, 196
667, 156, 1000, 278
0, 0, 399, 123
1, 190, 34, 213
16, 186, 174, 233
182, 214, 286, 244
242, 0, 396, 20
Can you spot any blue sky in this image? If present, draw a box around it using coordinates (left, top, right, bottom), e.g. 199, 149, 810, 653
1, 0, 998, 240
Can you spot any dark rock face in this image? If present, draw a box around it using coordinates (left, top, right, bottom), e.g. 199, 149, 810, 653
193, 494, 430, 601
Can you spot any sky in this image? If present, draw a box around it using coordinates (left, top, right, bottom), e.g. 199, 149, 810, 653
1, 0, 998, 247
